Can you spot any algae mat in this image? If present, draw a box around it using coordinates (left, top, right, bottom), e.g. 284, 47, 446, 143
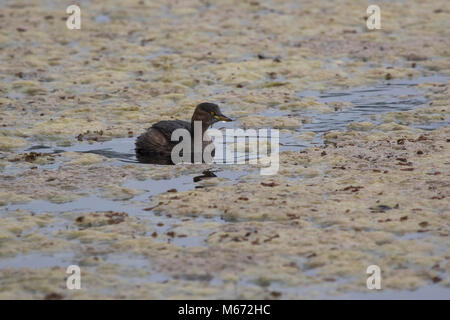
0, 0, 449, 299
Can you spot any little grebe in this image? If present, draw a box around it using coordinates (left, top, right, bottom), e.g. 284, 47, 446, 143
135, 103, 232, 161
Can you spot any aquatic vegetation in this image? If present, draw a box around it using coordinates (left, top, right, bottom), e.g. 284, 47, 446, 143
0, 136, 28, 151
0, 0, 449, 299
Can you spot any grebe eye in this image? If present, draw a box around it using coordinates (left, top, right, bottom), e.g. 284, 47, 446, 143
210, 111, 215, 115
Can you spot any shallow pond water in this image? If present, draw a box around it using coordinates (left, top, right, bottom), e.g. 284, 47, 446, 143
5, 75, 450, 217
1, 74, 449, 299
1, 0, 449, 300
20, 74, 450, 159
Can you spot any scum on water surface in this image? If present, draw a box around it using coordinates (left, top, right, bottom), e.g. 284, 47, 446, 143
0, 0, 449, 299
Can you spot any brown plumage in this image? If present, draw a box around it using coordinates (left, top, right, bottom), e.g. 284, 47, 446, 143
135, 103, 231, 162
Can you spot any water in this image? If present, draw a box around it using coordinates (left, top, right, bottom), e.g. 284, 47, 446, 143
1, 75, 449, 299
21, 75, 449, 162
5, 74, 449, 235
